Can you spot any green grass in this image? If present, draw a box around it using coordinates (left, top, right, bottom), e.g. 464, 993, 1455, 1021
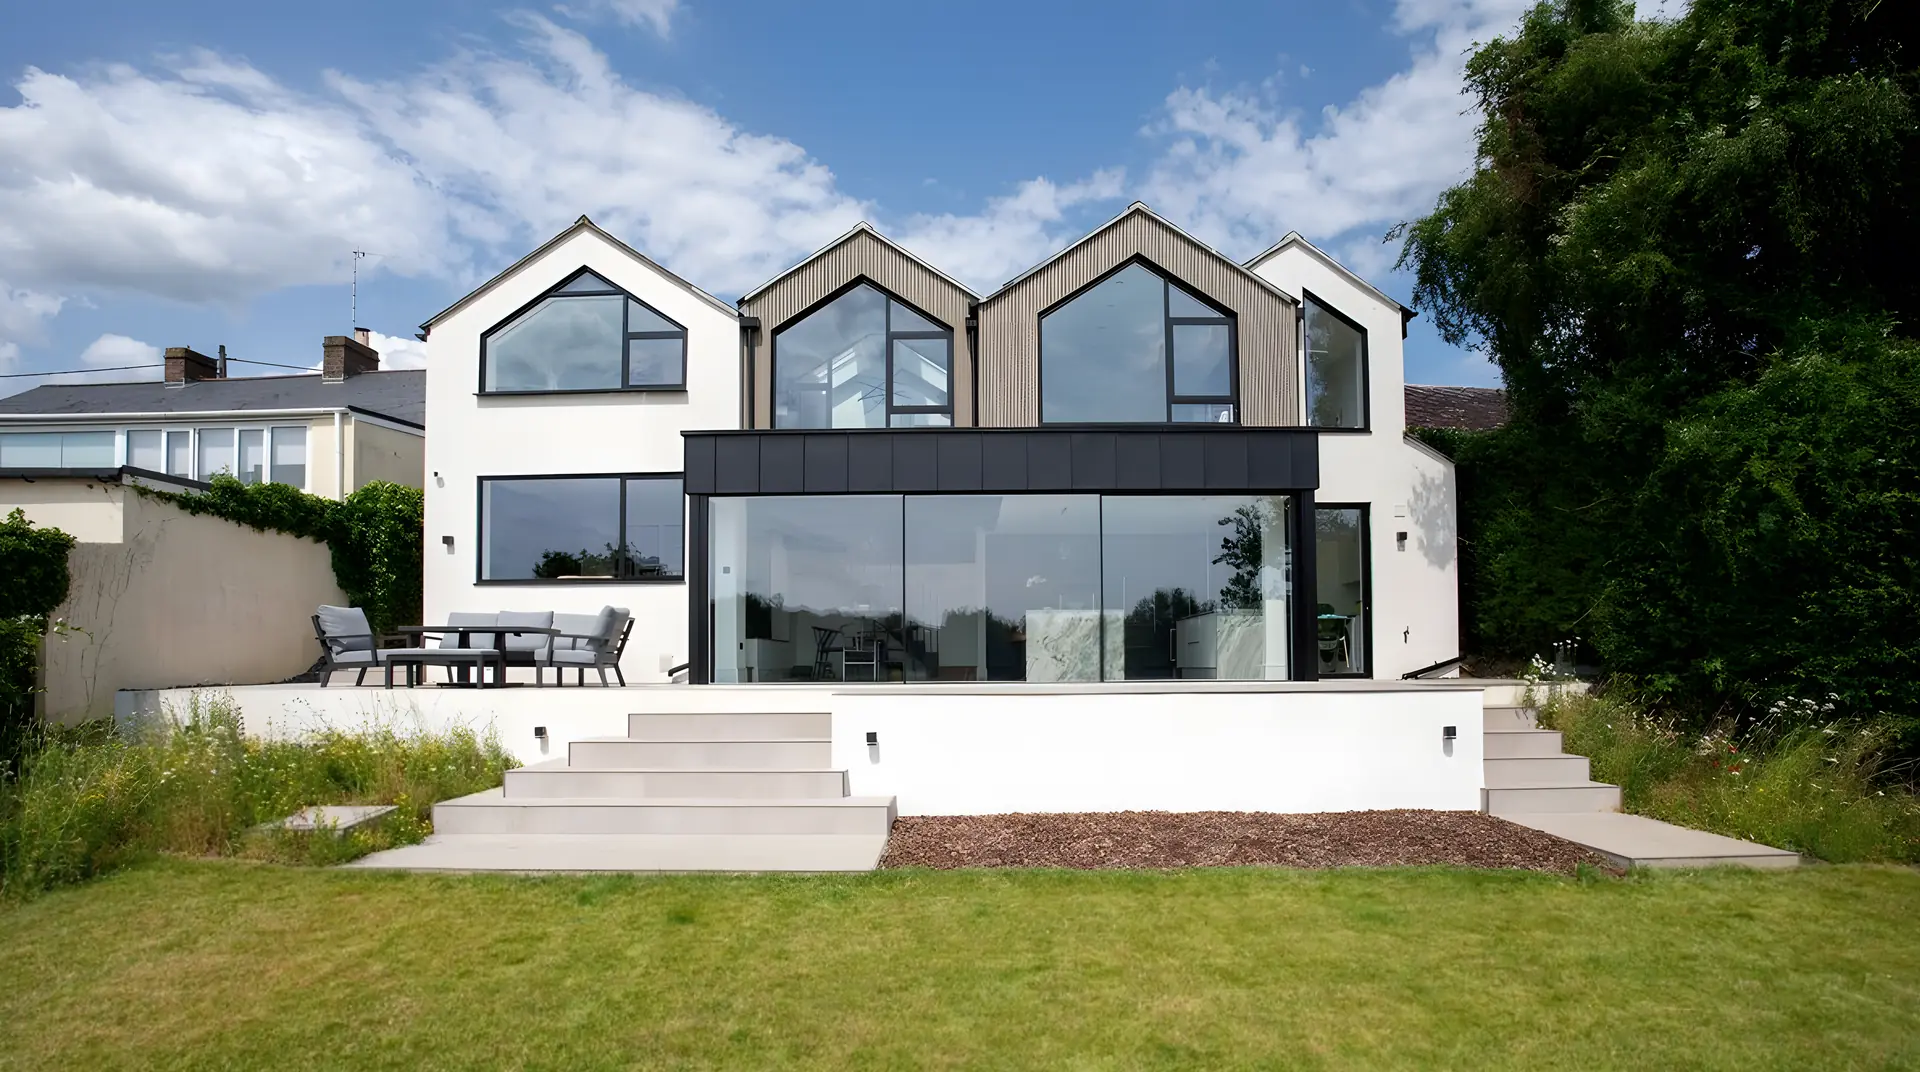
1541, 692, 1920, 863
2, 860, 1918, 1070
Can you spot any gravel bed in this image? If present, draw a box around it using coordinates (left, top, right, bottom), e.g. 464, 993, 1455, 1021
879, 810, 1613, 874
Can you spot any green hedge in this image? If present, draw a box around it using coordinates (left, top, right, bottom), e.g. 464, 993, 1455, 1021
144, 477, 424, 636
1, 510, 76, 775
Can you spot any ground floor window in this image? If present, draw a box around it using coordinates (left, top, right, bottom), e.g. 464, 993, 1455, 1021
1314, 505, 1370, 676
479, 474, 684, 582
708, 493, 1294, 683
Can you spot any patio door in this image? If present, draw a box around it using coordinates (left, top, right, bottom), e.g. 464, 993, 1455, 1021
1314, 506, 1370, 676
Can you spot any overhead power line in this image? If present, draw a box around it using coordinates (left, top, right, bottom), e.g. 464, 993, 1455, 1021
0, 363, 164, 379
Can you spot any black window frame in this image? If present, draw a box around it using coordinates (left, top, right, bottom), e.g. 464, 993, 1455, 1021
1313, 501, 1373, 678
1302, 288, 1371, 432
1036, 256, 1240, 427
478, 266, 690, 396
475, 471, 687, 585
769, 277, 955, 430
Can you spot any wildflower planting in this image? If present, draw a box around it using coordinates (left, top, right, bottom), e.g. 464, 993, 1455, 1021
1541, 690, 1920, 864
0, 693, 516, 900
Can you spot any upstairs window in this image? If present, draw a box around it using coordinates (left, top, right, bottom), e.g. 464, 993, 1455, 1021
481, 269, 688, 394
773, 282, 952, 429
1040, 262, 1236, 424
1305, 293, 1367, 429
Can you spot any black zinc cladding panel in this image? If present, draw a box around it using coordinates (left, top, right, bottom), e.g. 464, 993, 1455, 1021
980, 435, 1028, 490
803, 434, 849, 493
936, 434, 983, 491
683, 428, 1318, 495
760, 435, 805, 493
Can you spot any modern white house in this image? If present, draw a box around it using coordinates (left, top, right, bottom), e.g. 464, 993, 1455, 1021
420, 206, 1459, 689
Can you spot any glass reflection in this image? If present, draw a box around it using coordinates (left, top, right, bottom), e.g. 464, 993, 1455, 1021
1040, 264, 1167, 423
904, 496, 1103, 682
1307, 296, 1367, 428
486, 294, 624, 391
709, 496, 905, 683
1102, 496, 1292, 680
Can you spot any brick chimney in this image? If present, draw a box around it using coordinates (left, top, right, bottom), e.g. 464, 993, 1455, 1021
322, 332, 381, 382
164, 346, 219, 387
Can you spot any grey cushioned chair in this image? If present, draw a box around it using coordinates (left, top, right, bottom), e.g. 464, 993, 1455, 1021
496, 609, 556, 685
545, 606, 632, 686
312, 605, 431, 686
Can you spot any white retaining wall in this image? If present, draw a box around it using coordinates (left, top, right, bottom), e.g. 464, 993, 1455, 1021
119, 681, 1484, 814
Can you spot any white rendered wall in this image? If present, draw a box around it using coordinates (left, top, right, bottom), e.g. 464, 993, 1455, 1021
1249, 243, 1460, 678
128, 682, 1485, 813
423, 228, 741, 682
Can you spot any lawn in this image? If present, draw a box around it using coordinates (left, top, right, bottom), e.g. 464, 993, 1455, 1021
3, 862, 1918, 1070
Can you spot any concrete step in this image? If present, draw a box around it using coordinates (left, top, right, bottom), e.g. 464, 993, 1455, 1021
432, 788, 896, 835
1482, 781, 1622, 815
1483, 705, 1540, 731
345, 832, 889, 872
625, 711, 831, 741
1484, 755, 1591, 787
1503, 812, 1800, 870
1484, 729, 1565, 759
503, 761, 848, 799
569, 737, 832, 769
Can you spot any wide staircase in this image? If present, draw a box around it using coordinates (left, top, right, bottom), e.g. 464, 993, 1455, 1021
348, 710, 895, 872
1471, 681, 1798, 869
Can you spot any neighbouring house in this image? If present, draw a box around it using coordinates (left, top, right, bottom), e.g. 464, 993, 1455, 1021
421, 206, 1458, 687
0, 331, 425, 498
0, 469, 346, 723
1404, 383, 1509, 431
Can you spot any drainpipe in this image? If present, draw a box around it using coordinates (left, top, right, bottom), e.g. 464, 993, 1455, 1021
333, 410, 345, 500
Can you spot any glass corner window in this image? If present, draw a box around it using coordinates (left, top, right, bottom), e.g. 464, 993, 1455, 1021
1305, 295, 1368, 429
482, 270, 688, 393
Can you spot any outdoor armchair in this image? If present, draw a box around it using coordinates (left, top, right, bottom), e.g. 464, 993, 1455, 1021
312, 605, 435, 686
544, 606, 633, 686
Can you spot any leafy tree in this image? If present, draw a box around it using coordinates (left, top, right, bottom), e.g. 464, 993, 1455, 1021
1, 510, 77, 774
1397, 0, 1919, 737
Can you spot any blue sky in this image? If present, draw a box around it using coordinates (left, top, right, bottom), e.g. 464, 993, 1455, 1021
0, 0, 1526, 395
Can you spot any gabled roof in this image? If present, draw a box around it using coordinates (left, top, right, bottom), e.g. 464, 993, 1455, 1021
1242, 231, 1410, 315
979, 202, 1300, 309
0, 369, 427, 427
420, 216, 737, 334
737, 221, 982, 306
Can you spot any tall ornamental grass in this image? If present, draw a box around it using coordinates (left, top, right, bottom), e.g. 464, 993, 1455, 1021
1542, 691, 1920, 864
0, 694, 515, 900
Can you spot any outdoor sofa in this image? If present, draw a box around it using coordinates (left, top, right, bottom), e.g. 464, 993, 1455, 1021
387, 606, 634, 687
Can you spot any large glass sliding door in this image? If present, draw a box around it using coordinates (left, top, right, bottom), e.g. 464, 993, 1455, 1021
709, 493, 1298, 682
1102, 496, 1293, 680
708, 496, 903, 683
904, 496, 1102, 682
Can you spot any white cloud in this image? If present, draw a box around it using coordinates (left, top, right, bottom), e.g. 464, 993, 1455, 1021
1143, 0, 1532, 265
0, 0, 1529, 385
365, 330, 429, 370
555, 0, 679, 37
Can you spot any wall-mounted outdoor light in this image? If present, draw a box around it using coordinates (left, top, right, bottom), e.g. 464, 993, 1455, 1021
442, 535, 455, 552
865, 731, 880, 764
1396, 531, 1408, 551
534, 726, 548, 741
1442, 724, 1457, 758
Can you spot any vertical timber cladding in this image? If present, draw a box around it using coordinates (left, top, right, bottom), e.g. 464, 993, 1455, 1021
738, 227, 980, 428
976, 208, 1301, 427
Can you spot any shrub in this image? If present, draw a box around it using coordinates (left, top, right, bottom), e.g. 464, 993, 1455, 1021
0, 693, 517, 900
1542, 689, 1920, 864
0, 510, 77, 776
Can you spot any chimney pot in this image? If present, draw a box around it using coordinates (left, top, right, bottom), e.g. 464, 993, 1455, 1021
353, 327, 371, 347
164, 347, 218, 387
322, 334, 381, 382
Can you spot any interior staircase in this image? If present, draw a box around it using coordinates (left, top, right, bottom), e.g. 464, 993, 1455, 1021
1469, 681, 1798, 869
348, 710, 895, 872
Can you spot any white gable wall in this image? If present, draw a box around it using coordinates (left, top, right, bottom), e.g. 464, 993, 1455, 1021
423, 227, 740, 682
1250, 244, 1461, 678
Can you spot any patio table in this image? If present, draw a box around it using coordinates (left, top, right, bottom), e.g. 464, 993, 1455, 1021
390, 625, 561, 688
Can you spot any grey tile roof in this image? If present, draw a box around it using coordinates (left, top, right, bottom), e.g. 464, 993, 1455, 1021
1404, 384, 1508, 431
0, 370, 426, 426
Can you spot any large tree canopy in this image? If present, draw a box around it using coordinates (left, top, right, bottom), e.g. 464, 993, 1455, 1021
1399, 0, 1918, 738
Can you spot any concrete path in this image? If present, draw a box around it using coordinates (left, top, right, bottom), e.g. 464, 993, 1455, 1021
1504, 812, 1799, 869
345, 832, 890, 873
